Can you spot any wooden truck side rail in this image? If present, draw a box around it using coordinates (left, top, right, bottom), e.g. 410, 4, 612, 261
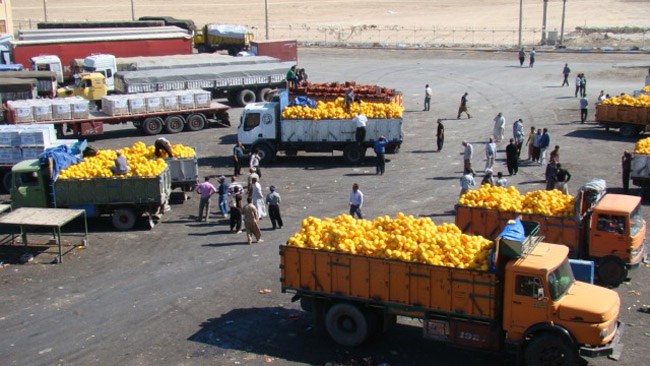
280, 244, 497, 321
596, 104, 650, 137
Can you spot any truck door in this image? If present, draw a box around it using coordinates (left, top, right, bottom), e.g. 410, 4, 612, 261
11, 171, 48, 208
238, 111, 262, 146
505, 274, 550, 336
590, 214, 628, 259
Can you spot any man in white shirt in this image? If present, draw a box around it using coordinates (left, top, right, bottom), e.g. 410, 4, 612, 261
354, 112, 368, 144
423, 84, 432, 111
493, 112, 506, 143
462, 140, 475, 176
348, 183, 364, 219
485, 137, 497, 171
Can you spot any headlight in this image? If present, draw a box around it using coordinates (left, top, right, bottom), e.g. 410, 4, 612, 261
600, 328, 608, 338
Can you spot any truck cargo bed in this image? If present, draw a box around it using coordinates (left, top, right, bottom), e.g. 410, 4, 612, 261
280, 245, 497, 321
280, 118, 402, 143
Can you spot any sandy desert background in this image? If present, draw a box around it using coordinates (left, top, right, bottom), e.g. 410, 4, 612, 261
11, 1, 650, 47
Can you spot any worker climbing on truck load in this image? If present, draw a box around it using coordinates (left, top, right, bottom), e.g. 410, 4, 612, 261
354, 112, 368, 144
154, 137, 174, 158
111, 151, 130, 176
286, 65, 298, 88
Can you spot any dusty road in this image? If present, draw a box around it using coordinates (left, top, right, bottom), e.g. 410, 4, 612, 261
0, 48, 649, 366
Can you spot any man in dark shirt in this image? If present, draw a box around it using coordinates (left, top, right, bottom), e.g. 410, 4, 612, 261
436, 119, 445, 152
505, 139, 519, 176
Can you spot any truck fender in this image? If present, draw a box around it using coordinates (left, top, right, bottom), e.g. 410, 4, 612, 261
524, 323, 576, 346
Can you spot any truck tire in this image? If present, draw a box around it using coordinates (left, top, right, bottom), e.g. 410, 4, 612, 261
325, 303, 369, 347
257, 88, 274, 102
164, 115, 185, 134
1, 172, 12, 193
196, 44, 208, 54
254, 143, 276, 162
237, 89, 257, 107
525, 333, 578, 366
620, 125, 640, 138
597, 256, 628, 287
112, 207, 137, 231
142, 117, 164, 135
186, 113, 207, 131
385, 144, 400, 154
343, 145, 366, 165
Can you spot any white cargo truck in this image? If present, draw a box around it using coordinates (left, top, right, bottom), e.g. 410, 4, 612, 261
237, 97, 403, 164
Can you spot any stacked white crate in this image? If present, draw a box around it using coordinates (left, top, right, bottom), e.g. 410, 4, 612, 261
52, 99, 72, 120
161, 92, 179, 111
0, 124, 69, 163
176, 90, 195, 110
128, 94, 146, 114
70, 97, 90, 119
193, 90, 211, 108
6, 100, 35, 123
32, 101, 53, 122
145, 93, 164, 113
102, 95, 130, 116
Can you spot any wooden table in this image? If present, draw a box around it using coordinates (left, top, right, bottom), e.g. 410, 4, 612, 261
0, 207, 88, 263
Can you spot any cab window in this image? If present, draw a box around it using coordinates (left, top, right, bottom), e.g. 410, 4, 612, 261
243, 113, 261, 131
515, 275, 542, 298
596, 214, 626, 234
15, 172, 39, 187
630, 205, 644, 236
105, 69, 113, 78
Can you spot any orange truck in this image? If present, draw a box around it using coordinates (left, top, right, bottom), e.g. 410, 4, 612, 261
280, 223, 623, 365
456, 187, 646, 287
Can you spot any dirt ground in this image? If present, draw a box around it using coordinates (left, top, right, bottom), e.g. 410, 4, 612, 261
0, 48, 649, 366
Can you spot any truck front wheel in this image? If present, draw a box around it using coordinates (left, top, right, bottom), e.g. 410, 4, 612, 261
597, 256, 628, 287
164, 115, 185, 134
343, 145, 366, 165
525, 333, 577, 366
237, 89, 257, 107
1, 172, 12, 193
325, 303, 369, 347
620, 124, 641, 138
112, 207, 137, 231
142, 117, 164, 135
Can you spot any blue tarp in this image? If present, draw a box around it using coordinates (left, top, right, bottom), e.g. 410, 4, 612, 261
290, 95, 316, 108
499, 218, 525, 242
39, 144, 84, 181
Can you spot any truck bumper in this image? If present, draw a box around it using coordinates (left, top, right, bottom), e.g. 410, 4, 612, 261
579, 321, 624, 360
627, 242, 647, 269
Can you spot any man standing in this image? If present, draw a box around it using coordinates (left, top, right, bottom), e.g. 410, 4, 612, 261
562, 64, 571, 87
529, 48, 536, 67
354, 112, 368, 144
228, 186, 243, 233
243, 197, 263, 244
645, 67, 650, 86
233, 141, 245, 176
485, 137, 497, 171
249, 148, 261, 178
575, 73, 582, 98
349, 183, 364, 219
555, 164, 572, 194
286, 65, 298, 88
505, 139, 519, 176
423, 84, 432, 111
518, 48, 526, 67
195, 176, 217, 222
266, 185, 283, 230
462, 141, 475, 176
250, 176, 267, 220
457, 92, 471, 119
493, 112, 506, 143
374, 136, 388, 175
580, 73, 587, 97
545, 161, 558, 191
580, 96, 589, 123
345, 86, 355, 111
622, 151, 632, 193
539, 128, 550, 165
459, 169, 475, 197
154, 137, 174, 158
217, 176, 230, 218
436, 119, 445, 152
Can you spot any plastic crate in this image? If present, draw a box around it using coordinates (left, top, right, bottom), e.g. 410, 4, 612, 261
569, 259, 595, 284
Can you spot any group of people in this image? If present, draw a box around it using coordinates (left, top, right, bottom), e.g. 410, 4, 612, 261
517, 47, 536, 67
286, 65, 308, 88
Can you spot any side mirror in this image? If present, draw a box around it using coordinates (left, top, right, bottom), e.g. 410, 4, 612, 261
535, 287, 546, 301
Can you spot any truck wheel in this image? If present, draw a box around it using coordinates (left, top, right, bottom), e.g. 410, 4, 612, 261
1, 172, 12, 193
257, 88, 274, 102
196, 44, 207, 53
142, 117, 164, 135
525, 333, 577, 366
186, 113, 207, 131
620, 125, 640, 138
164, 115, 185, 134
597, 256, 628, 287
385, 144, 400, 154
237, 89, 257, 107
325, 303, 369, 347
112, 208, 137, 231
254, 143, 276, 162
343, 145, 366, 165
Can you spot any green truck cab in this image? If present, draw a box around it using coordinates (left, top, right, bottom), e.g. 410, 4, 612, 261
11, 159, 172, 230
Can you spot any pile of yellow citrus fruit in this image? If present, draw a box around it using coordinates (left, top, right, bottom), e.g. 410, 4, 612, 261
143, 143, 196, 159
281, 98, 403, 120
58, 141, 171, 179
642, 86, 650, 93
602, 93, 650, 108
458, 185, 575, 217
634, 137, 650, 154
286, 213, 493, 271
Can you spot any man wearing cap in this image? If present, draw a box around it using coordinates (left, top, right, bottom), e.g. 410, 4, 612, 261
266, 185, 283, 230
217, 176, 230, 218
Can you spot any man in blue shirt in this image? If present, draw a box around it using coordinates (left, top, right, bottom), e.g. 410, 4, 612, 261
539, 128, 551, 165
217, 176, 230, 218
374, 136, 388, 175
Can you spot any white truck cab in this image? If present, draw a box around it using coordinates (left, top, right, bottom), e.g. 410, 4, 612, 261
83, 54, 118, 92
30, 55, 63, 83
238, 102, 279, 147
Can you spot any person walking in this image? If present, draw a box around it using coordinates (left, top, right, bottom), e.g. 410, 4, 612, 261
518, 48, 526, 67
580, 73, 587, 97
532, 128, 542, 163
505, 139, 519, 176
485, 137, 497, 171
423, 84, 432, 111
266, 185, 283, 230
529, 48, 536, 67
622, 151, 632, 193
436, 119, 445, 152
513, 119, 524, 158
555, 164, 572, 194
562, 64, 571, 87
242, 197, 263, 244
457, 92, 471, 119
495, 172, 508, 187
580, 96, 589, 123
250, 176, 267, 220
525, 126, 536, 161
374, 135, 388, 175
493, 112, 506, 143
195, 176, 217, 222
545, 161, 558, 191
349, 183, 364, 219
249, 148, 262, 179
462, 141, 475, 176
354, 111, 368, 144
574, 73, 582, 97
217, 176, 230, 218
233, 141, 245, 176
539, 128, 550, 165
228, 186, 243, 233
460, 169, 476, 197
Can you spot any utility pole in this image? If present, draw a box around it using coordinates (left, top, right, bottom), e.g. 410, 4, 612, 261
541, 0, 548, 45
43, 0, 48, 22
560, 0, 567, 46
265, 0, 269, 40
518, 0, 523, 48
131, 0, 135, 21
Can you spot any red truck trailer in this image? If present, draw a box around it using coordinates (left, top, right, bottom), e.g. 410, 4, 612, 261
250, 39, 297, 62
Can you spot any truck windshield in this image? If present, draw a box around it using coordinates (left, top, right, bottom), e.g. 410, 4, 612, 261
548, 259, 575, 301
630, 205, 644, 236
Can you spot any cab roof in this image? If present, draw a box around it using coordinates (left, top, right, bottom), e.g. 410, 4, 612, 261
245, 102, 277, 112
596, 193, 641, 214
510, 242, 568, 274
12, 159, 40, 173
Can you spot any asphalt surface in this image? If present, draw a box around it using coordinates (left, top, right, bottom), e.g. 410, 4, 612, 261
0, 48, 649, 366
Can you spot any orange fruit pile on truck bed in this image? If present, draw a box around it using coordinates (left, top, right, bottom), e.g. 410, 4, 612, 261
458, 185, 575, 217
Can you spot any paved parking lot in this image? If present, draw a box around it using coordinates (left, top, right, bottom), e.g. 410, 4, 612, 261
0, 48, 649, 366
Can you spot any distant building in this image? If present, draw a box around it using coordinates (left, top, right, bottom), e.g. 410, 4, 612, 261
0, 0, 13, 35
